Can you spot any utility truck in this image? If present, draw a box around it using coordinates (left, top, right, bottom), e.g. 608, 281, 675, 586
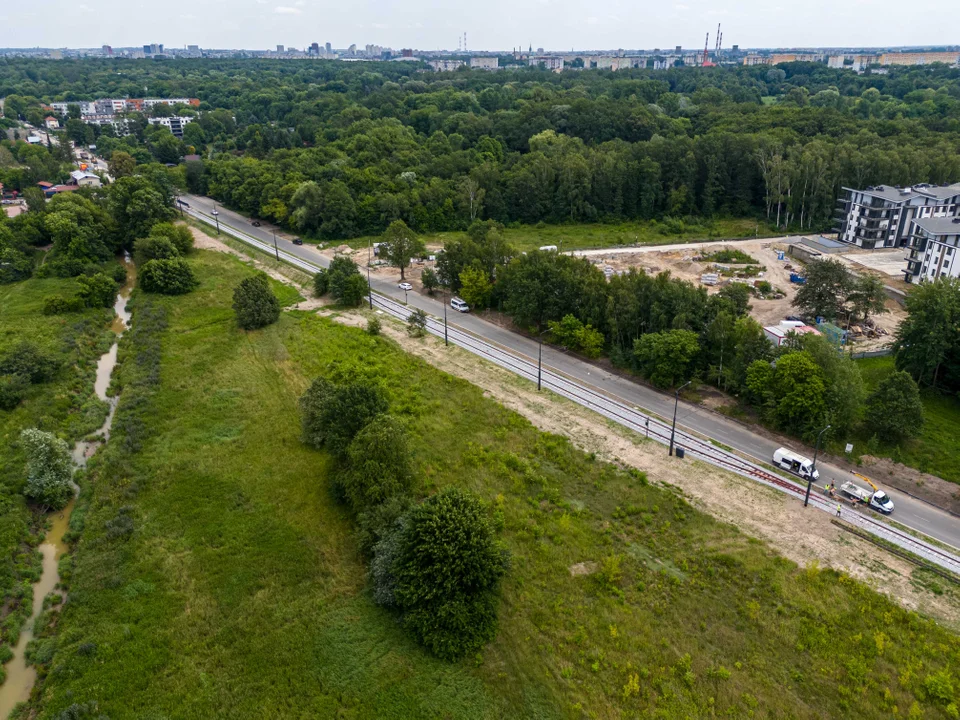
840, 474, 895, 514
773, 447, 820, 480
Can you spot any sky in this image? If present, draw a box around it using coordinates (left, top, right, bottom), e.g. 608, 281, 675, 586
2, 0, 958, 51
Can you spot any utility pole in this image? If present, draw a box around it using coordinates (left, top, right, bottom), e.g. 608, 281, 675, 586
211, 207, 220, 235
804, 425, 831, 507
272, 228, 279, 261
669, 380, 692, 456
443, 286, 449, 346
536, 328, 550, 391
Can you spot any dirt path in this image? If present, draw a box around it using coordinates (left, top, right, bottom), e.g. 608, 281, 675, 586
211, 242, 960, 628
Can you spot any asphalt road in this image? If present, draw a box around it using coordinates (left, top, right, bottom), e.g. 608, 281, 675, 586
181, 193, 960, 551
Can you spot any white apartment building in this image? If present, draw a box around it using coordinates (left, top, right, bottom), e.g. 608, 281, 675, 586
147, 116, 194, 137
529, 56, 564, 71
470, 56, 499, 70
428, 59, 465, 72
834, 183, 960, 249
904, 217, 960, 283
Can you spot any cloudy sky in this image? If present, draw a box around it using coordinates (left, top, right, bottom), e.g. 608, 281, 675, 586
2, 0, 957, 51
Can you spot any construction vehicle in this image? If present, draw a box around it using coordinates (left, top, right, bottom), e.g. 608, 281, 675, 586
840, 474, 894, 514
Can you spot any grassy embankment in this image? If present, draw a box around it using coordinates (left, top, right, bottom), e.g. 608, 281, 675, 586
30, 250, 960, 719
853, 356, 960, 485
342, 217, 777, 253
0, 275, 113, 682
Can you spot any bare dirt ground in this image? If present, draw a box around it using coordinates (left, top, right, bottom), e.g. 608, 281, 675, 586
353, 309, 960, 628
592, 240, 905, 352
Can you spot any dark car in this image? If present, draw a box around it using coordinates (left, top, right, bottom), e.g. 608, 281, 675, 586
292, 237, 303, 246
177, 200, 190, 208
252, 220, 262, 227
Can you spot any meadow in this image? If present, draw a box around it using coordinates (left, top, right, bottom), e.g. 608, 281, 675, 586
333, 217, 777, 254
28, 250, 960, 719
0, 274, 112, 679
855, 356, 960, 485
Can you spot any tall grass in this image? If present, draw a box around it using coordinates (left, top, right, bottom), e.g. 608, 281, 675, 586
30, 251, 960, 719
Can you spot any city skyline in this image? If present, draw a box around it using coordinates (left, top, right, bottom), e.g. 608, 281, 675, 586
2, 0, 959, 53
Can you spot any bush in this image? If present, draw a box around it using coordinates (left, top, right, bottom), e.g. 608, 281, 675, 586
42, 294, 85, 315
313, 269, 329, 296
343, 415, 413, 512
327, 256, 360, 303
865, 370, 924, 442
20, 428, 73, 509
339, 273, 369, 307
111, 263, 129, 285
421, 268, 439, 295
133, 234, 180, 265
232, 272, 281, 329
299, 377, 388, 456
149, 222, 194, 255
407, 309, 427, 337
139, 258, 197, 295
0, 341, 59, 383
76, 272, 119, 308
366, 316, 381, 335
0, 373, 29, 410
378, 487, 509, 660
548, 314, 604, 358
0, 245, 33, 284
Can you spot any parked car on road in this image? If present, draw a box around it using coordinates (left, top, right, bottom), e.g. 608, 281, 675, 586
398, 282, 412, 291
292, 237, 303, 246
451, 297, 470, 313
252, 220, 261, 227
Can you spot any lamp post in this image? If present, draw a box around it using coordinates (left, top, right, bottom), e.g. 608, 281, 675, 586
669, 380, 692, 456
804, 425, 831, 508
442, 286, 449, 346
211, 207, 220, 235
403, 287, 409, 305
536, 327, 550, 391
367, 265, 373, 309
272, 228, 279, 261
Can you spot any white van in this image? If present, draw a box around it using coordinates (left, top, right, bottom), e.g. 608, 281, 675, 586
539, 245, 558, 252
450, 297, 470, 313
773, 447, 819, 480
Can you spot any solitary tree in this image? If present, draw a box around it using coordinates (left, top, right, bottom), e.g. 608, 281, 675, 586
381, 220, 426, 281
20, 428, 73, 509
865, 370, 924, 443
232, 272, 281, 329
299, 378, 388, 457
793, 259, 852, 321
847, 275, 888, 324
375, 487, 508, 660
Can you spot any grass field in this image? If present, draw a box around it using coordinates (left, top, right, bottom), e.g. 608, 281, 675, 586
325, 217, 778, 254
30, 250, 960, 719
854, 356, 960, 484
0, 275, 113, 674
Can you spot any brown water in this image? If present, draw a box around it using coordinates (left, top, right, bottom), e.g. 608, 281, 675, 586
0, 256, 134, 718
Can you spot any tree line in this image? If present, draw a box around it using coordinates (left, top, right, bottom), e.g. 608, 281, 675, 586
3, 59, 960, 239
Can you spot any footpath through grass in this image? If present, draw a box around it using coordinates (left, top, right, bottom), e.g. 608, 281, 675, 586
341, 217, 776, 253
854, 356, 960, 484
32, 250, 960, 719
0, 275, 112, 680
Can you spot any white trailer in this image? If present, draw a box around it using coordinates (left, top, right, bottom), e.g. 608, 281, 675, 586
840, 482, 894, 514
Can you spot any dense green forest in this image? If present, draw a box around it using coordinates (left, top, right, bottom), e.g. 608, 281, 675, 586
3, 58, 960, 238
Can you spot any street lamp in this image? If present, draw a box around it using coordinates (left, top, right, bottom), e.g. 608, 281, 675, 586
669, 380, 692, 456
272, 228, 280, 261
804, 425, 832, 508
536, 327, 550, 391
211, 207, 220, 235
442, 285, 449, 346
404, 287, 409, 305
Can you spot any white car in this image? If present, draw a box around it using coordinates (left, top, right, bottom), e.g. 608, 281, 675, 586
398, 282, 412, 291
450, 297, 470, 313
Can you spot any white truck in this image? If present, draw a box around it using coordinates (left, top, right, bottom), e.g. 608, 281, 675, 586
840, 482, 895, 514
773, 447, 820, 480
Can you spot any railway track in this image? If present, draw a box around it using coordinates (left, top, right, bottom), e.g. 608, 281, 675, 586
185, 207, 960, 576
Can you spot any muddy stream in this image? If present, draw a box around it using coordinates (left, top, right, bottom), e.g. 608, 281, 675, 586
0, 257, 134, 718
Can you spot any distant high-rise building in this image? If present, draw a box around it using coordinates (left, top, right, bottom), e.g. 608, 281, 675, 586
277, 44, 284, 53
102, 45, 113, 56
309, 42, 320, 55
325, 42, 332, 53
732, 44, 739, 52
348, 44, 356, 54
143, 43, 163, 56
675, 45, 682, 53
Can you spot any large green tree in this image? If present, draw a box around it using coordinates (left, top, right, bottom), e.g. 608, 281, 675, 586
865, 370, 925, 443
894, 278, 960, 391
381, 220, 425, 281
